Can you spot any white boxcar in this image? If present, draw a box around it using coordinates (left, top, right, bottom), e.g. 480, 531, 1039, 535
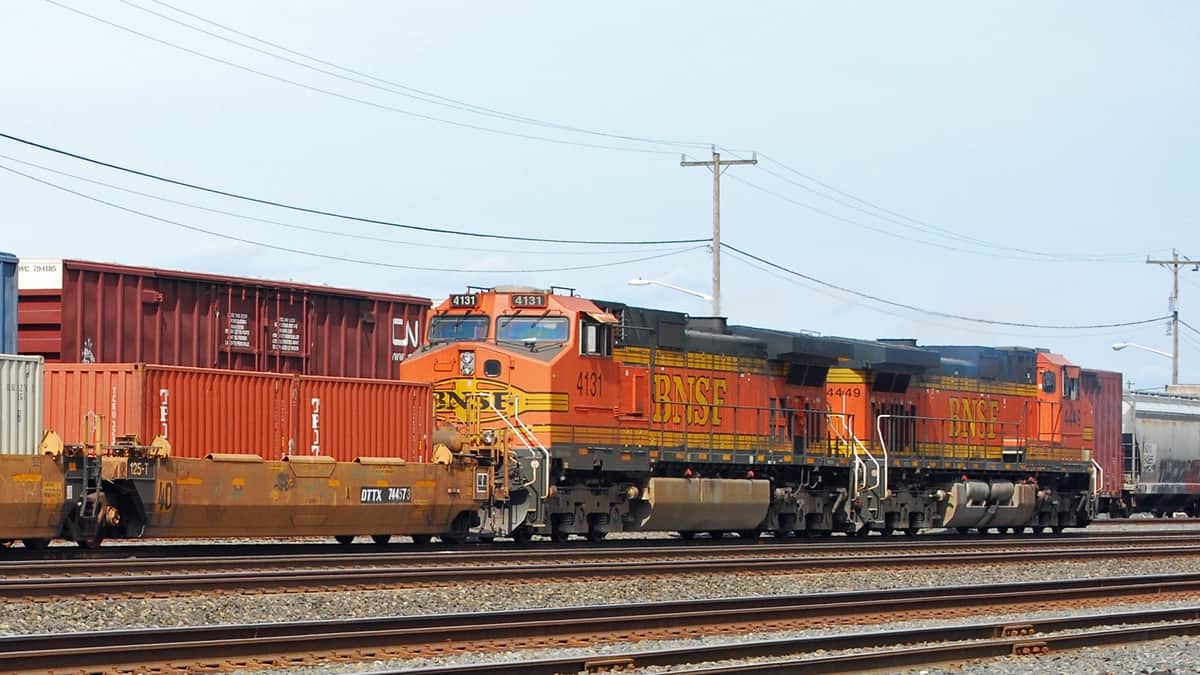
0, 354, 43, 455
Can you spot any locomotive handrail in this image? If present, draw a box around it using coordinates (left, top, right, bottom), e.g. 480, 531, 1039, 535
473, 392, 551, 498
826, 412, 881, 496
873, 414, 895, 497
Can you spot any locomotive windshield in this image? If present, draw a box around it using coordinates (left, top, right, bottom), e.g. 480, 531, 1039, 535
496, 316, 569, 344
429, 315, 489, 343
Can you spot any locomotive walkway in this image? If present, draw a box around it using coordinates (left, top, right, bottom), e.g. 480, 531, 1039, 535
2, 574, 1198, 673
3, 533, 1200, 602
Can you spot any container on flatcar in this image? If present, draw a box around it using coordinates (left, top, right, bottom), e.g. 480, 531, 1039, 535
1081, 368, 1123, 497
294, 375, 433, 463
43, 363, 295, 459
42, 364, 432, 462
0, 354, 43, 455
17, 258, 428, 377
0, 251, 16, 353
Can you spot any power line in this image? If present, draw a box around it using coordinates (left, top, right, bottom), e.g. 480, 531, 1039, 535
0, 153, 679, 257
740, 150, 1149, 264
0, 130, 707, 246
1182, 318, 1200, 337
722, 241, 1171, 330
41, 0, 680, 156
128, 0, 712, 151
0, 161, 707, 273
724, 173, 1072, 261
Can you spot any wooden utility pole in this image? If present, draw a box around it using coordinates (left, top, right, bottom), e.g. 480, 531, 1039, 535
681, 147, 757, 316
1147, 249, 1199, 385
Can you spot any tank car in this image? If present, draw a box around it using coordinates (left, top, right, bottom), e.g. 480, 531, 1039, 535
398, 286, 1099, 542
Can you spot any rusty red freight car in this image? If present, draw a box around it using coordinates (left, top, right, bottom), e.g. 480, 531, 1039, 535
16, 258, 428, 377
43, 363, 433, 462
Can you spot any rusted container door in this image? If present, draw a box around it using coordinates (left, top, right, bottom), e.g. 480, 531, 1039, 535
17, 258, 429, 377
294, 376, 432, 462
143, 366, 295, 460
1081, 368, 1122, 495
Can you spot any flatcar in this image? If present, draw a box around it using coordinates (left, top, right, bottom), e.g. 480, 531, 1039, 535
398, 286, 1099, 542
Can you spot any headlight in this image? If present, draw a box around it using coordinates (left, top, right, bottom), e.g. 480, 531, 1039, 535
460, 351, 475, 376
482, 429, 496, 445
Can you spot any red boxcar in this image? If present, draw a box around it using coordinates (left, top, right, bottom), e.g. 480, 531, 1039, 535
17, 258, 428, 378
1081, 368, 1123, 497
43, 364, 432, 462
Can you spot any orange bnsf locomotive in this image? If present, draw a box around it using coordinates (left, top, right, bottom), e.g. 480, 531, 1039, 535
400, 286, 1100, 542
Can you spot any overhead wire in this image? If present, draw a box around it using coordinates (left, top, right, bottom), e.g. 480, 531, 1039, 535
0, 131, 708, 246
127, 0, 712, 151
41, 0, 681, 156
723, 172, 1073, 261
747, 151, 1151, 264
0, 153, 679, 257
721, 241, 1171, 330
0, 161, 707, 274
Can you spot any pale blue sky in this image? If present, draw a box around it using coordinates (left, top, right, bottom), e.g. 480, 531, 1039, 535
3, 1, 1197, 388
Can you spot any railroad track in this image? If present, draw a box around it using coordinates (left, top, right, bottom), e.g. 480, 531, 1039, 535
1094, 517, 1200, 525
1, 531, 1192, 573
3, 573, 1198, 673
4, 537, 1200, 601
399, 607, 1200, 674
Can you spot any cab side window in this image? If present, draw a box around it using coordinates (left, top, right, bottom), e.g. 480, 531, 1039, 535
580, 320, 612, 356
1041, 369, 1057, 394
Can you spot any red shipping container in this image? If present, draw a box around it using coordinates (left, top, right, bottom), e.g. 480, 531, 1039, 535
43, 364, 429, 462
44, 363, 295, 460
295, 376, 433, 463
1081, 368, 1123, 496
17, 258, 429, 378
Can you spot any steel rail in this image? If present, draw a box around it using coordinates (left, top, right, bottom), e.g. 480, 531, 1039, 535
5, 528, 1197, 563
4, 543, 1200, 601
0, 532, 1193, 576
389, 607, 1200, 674
1, 574, 1199, 672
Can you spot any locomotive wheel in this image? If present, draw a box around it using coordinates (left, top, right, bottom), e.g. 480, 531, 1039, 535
550, 529, 570, 544
21, 538, 50, 550
678, 531, 696, 540
880, 527, 894, 537
956, 527, 970, 534
737, 529, 762, 540
371, 535, 391, 545
410, 535, 432, 545
707, 531, 725, 540
334, 535, 355, 545
904, 527, 919, 537
76, 535, 103, 549
587, 528, 607, 543
511, 526, 534, 544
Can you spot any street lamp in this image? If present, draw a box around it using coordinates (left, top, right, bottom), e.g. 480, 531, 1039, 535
627, 278, 714, 303
1112, 342, 1178, 385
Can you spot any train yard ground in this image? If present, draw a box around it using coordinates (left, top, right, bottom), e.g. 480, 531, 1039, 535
3, 573, 1200, 673
2, 532, 1200, 602
4, 524, 1200, 673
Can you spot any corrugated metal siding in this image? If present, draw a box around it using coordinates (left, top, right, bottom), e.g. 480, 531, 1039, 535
1081, 369, 1122, 495
0, 354, 43, 455
0, 252, 16, 354
295, 376, 433, 463
18, 258, 429, 377
43, 364, 423, 461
